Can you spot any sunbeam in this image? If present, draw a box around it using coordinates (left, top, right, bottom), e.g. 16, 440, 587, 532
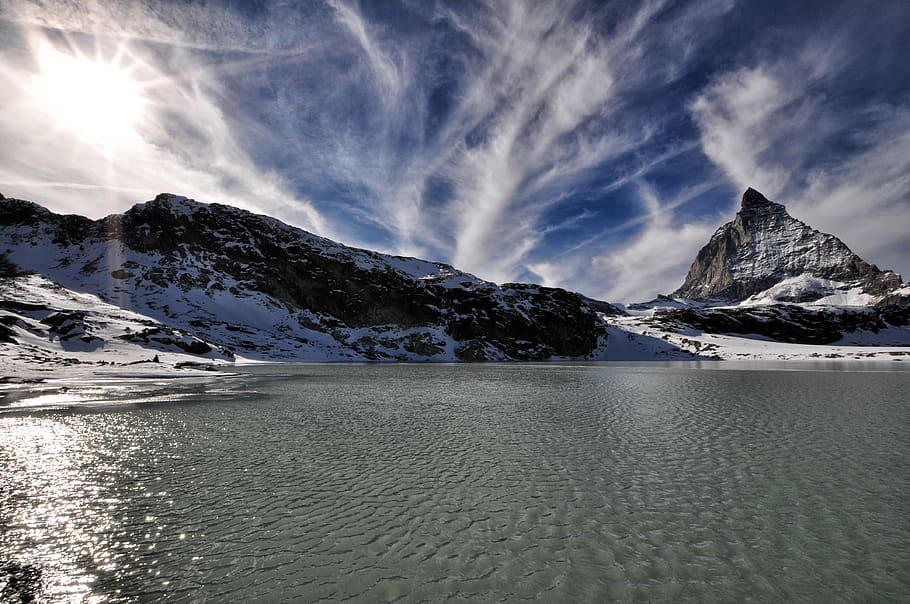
27, 38, 147, 151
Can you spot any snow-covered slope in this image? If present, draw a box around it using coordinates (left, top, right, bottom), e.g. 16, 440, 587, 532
607, 313, 910, 361
0, 273, 233, 378
1, 194, 621, 362
673, 188, 902, 303
739, 274, 877, 307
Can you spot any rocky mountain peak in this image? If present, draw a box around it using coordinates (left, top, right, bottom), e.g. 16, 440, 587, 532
151, 192, 191, 206
672, 187, 902, 303
0, 196, 52, 224
740, 187, 775, 209
737, 187, 788, 226
130, 193, 202, 217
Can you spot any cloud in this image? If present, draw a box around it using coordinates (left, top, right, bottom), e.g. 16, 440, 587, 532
689, 67, 794, 198
443, 3, 621, 281
0, 18, 329, 235
233, 0, 735, 285
0, 0, 327, 55
591, 183, 719, 302
690, 37, 910, 281
791, 113, 910, 278
0, 0, 742, 300
3, 0, 906, 303
525, 178, 725, 302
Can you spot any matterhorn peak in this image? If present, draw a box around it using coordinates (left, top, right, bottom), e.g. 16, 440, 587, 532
672, 187, 902, 302
740, 187, 773, 209
738, 187, 787, 219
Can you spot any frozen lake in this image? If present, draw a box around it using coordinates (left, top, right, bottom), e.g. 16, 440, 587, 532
2, 362, 909, 602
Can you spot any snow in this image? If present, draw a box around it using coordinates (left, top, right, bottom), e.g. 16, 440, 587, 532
739, 274, 876, 307
0, 275, 234, 381
1, 203, 525, 364
602, 314, 910, 362
4, 194, 909, 375
590, 324, 701, 361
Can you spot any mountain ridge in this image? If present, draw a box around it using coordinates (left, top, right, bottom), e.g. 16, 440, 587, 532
1, 193, 621, 362
2, 188, 909, 369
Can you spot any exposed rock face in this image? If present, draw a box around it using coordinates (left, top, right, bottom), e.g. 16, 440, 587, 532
673, 188, 902, 302
875, 289, 910, 327
653, 305, 887, 345
1, 194, 621, 361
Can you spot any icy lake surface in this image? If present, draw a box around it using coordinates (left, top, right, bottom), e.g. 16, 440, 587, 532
2, 362, 909, 602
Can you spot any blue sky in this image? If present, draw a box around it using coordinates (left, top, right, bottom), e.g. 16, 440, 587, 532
1, 0, 909, 301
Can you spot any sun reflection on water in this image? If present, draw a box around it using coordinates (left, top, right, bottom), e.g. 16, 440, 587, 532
0, 419, 119, 602
0, 375, 246, 601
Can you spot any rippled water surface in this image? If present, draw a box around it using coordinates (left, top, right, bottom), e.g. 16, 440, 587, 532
2, 363, 909, 602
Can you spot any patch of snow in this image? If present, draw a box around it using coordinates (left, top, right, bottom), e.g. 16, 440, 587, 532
603, 314, 910, 362
739, 274, 876, 307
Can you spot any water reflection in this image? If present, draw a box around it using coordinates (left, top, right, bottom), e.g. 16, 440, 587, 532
1, 364, 909, 602
0, 375, 243, 414
1, 419, 116, 601
0, 373, 251, 602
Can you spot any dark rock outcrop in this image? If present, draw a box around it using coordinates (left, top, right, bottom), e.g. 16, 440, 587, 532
875, 291, 910, 327
654, 305, 887, 345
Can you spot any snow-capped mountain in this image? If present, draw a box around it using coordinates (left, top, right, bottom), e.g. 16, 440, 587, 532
673, 188, 902, 304
611, 187, 910, 359
1, 193, 620, 363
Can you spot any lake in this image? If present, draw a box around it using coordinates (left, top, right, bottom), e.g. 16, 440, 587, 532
2, 362, 909, 602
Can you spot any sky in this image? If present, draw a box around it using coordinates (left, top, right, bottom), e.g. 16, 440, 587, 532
1, 0, 909, 302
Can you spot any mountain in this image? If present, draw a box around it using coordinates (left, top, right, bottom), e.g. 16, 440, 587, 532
673, 188, 902, 304
613, 187, 910, 359
3, 188, 908, 369
0, 193, 620, 363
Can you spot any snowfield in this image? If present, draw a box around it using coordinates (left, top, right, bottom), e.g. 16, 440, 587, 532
0, 274, 234, 381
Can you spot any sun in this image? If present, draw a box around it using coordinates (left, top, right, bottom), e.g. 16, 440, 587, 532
29, 41, 147, 148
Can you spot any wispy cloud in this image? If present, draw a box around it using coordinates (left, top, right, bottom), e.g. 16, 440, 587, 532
792, 114, 910, 278
689, 67, 794, 199
690, 31, 910, 280
590, 182, 720, 302
0, 15, 329, 234
304, 0, 730, 287
529, 180, 723, 302
1, 0, 907, 301
0, 0, 743, 299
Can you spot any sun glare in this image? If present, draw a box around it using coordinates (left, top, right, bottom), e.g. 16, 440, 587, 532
30, 42, 147, 147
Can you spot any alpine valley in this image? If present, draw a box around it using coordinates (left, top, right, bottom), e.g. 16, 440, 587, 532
1, 187, 909, 375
